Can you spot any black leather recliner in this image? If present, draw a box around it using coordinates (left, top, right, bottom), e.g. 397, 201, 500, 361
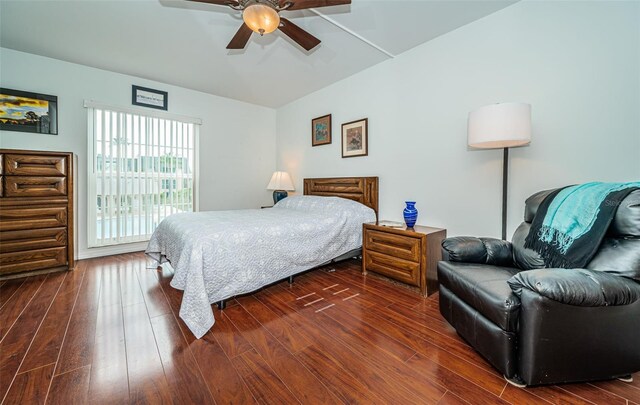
438, 188, 640, 386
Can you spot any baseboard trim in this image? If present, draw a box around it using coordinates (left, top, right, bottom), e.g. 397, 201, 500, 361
78, 242, 148, 260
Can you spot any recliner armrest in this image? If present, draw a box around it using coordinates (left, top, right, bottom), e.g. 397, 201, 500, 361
441, 237, 514, 266
508, 268, 640, 306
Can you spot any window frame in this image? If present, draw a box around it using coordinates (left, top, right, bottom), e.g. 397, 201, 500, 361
85, 100, 201, 248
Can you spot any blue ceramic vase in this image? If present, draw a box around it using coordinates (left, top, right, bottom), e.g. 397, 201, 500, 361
403, 201, 418, 228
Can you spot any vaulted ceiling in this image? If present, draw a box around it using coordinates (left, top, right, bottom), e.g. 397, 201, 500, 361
0, 0, 516, 107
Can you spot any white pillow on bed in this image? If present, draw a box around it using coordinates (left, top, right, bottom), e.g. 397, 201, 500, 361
274, 195, 375, 217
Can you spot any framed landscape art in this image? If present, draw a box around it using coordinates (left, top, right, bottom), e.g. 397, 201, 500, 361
0, 88, 58, 135
341, 118, 368, 158
311, 114, 331, 146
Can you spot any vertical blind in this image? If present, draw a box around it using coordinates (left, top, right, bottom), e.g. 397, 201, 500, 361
86, 103, 200, 247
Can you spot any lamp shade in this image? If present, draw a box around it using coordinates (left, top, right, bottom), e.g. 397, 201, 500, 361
267, 171, 295, 191
468, 103, 532, 149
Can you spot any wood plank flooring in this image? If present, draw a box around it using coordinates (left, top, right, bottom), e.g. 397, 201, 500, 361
0, 252, 638, 404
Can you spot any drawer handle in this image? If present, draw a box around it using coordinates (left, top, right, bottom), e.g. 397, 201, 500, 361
17, 183, 59, 189
15, 162, 56, 169
3, 213, 64, 220
3, 234, 63, 243
371, 236, 414, 250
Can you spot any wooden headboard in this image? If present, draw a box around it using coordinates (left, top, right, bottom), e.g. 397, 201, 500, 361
303, 176, 379, 217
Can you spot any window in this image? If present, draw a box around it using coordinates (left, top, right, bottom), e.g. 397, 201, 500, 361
86, 102, 200, 247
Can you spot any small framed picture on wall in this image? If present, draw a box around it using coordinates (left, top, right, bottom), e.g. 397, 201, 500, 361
311, 114, 331, 146
132, 85, 168, 110
341, 118, 368, 158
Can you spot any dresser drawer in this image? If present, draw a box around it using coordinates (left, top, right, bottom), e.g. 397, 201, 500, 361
364, 251, 421, 287
0, 227, 67, 253
4, 154, 67, 176
365, 229, 421, 262
4, 176, 67, 197
0, 206, 67, 231
0, 247, 67, 275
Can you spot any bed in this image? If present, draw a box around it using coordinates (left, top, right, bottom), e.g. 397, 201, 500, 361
146, 176, 378, 338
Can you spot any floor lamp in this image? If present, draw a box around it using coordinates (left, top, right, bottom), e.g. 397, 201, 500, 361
468, 103, 532, 240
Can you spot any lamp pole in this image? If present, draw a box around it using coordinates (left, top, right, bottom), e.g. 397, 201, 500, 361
467, 102, 532, 242
502, 147, 509, 240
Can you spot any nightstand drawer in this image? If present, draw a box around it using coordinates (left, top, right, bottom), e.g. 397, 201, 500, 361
364, 251, 421, 287
365, 229, 421, 262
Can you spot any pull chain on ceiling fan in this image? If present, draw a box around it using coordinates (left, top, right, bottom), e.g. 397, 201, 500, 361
188, 0, 352, 51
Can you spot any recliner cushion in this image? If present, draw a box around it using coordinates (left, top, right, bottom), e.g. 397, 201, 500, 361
587, 238, 640, 281
438, 261, 521, 332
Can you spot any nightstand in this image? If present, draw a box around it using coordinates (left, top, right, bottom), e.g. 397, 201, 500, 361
362, 222, 447, 296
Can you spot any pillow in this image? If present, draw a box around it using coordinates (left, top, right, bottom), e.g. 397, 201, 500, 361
274, 195, 375, 220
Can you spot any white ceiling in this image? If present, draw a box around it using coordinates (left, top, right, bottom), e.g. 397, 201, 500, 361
0, 0, 516, 108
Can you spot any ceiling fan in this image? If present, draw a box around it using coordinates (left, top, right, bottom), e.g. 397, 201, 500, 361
188, 0, 351, 51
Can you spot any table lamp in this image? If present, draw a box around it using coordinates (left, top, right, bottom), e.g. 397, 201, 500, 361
468, 102, 532, 240
267, 171, 295, 204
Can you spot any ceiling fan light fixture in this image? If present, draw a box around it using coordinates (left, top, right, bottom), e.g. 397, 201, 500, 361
242, 3, 280, 36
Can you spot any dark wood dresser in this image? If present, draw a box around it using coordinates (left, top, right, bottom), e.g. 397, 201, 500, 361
0, 149, 74, 277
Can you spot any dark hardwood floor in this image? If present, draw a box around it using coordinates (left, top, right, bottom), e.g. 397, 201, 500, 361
0, 252, 638, 404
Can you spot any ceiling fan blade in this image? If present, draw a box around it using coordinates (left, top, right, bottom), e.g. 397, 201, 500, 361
187, 0, 239, 5
281, 0, 351, 11
278, 18, 321, 51
227, 23, 253, 49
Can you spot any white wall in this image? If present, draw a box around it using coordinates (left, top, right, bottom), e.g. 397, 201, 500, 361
2, 0, 639, 259
276, 1, 640, 239
0, 48, 276, 259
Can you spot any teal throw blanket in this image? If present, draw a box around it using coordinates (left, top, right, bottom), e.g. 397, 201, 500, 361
524, 182, 640, 268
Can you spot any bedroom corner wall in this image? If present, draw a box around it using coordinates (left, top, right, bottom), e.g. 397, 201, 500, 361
0, 48, 277, 259
275, 0, 640, 238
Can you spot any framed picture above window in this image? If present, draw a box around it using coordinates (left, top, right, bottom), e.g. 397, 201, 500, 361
0, 88, 58, 135
311, 114, 331, 146
132, 85, 168, 111
341, 118, 368, 158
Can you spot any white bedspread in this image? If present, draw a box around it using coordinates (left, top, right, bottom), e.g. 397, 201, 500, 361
145, 196, 376, 338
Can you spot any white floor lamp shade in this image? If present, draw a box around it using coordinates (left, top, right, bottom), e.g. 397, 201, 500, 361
468, 103, 531, 149
467, 102, 532, 240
